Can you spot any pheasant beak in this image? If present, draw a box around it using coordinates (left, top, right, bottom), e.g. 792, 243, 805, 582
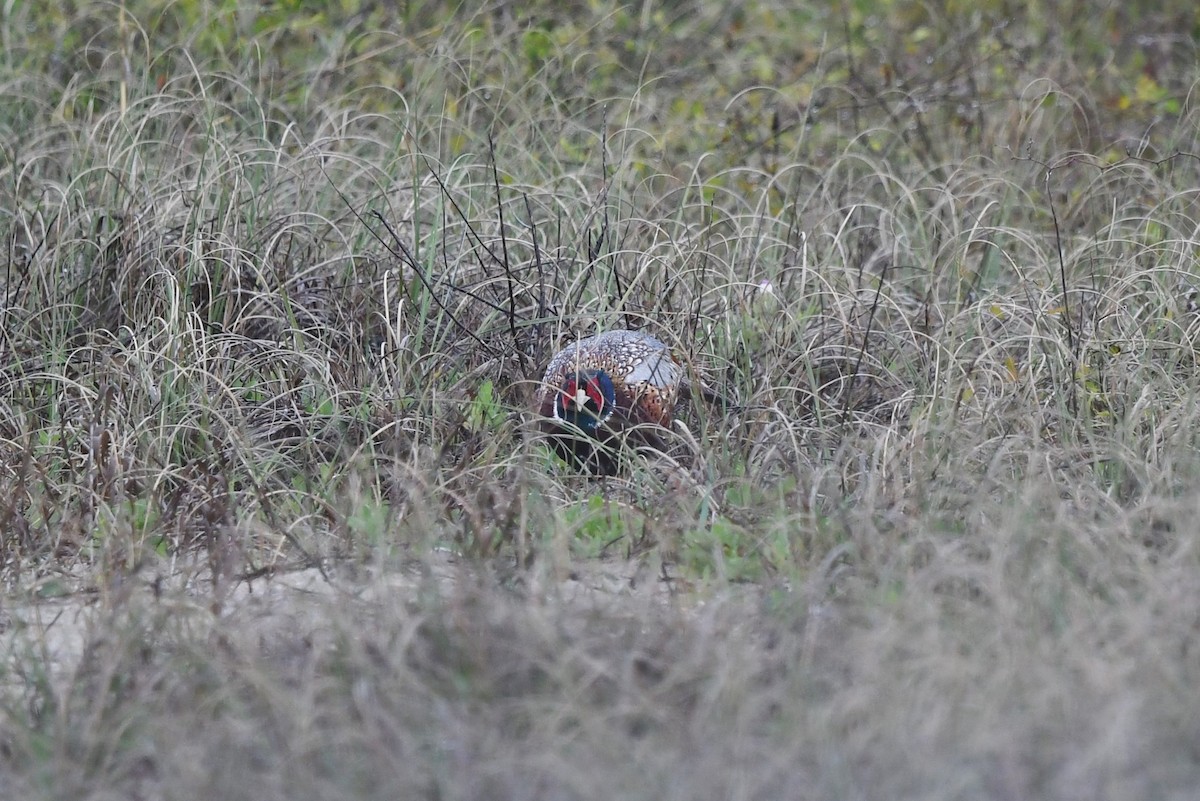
573, 387, 589, 411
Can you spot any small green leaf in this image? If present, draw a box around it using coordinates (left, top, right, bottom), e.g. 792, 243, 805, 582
523, 29, 554, 66
467, 380, 504, 432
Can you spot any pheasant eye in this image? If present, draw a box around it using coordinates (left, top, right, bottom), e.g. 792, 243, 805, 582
556, 378, 577, 412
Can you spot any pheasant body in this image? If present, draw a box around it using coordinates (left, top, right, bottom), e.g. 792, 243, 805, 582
535, 330, 685, 474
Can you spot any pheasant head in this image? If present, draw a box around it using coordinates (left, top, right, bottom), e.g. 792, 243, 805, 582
553, 369, 616, 433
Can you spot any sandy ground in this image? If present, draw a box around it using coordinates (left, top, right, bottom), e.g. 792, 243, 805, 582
0, 549, 714, 690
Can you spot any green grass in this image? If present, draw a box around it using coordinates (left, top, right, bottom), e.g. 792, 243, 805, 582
2, 0, 1200, 798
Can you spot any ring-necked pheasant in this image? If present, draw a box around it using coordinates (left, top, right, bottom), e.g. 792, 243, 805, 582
534, 329, 688, 475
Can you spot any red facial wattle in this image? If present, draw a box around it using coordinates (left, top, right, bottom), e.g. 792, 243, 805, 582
556, 377, 579, 418
584, 377, 606, 414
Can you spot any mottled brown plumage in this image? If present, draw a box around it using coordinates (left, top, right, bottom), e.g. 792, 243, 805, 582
535, 330, 685, 474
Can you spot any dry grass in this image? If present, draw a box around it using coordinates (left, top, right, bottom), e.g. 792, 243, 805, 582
2, 1, 1200, 798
